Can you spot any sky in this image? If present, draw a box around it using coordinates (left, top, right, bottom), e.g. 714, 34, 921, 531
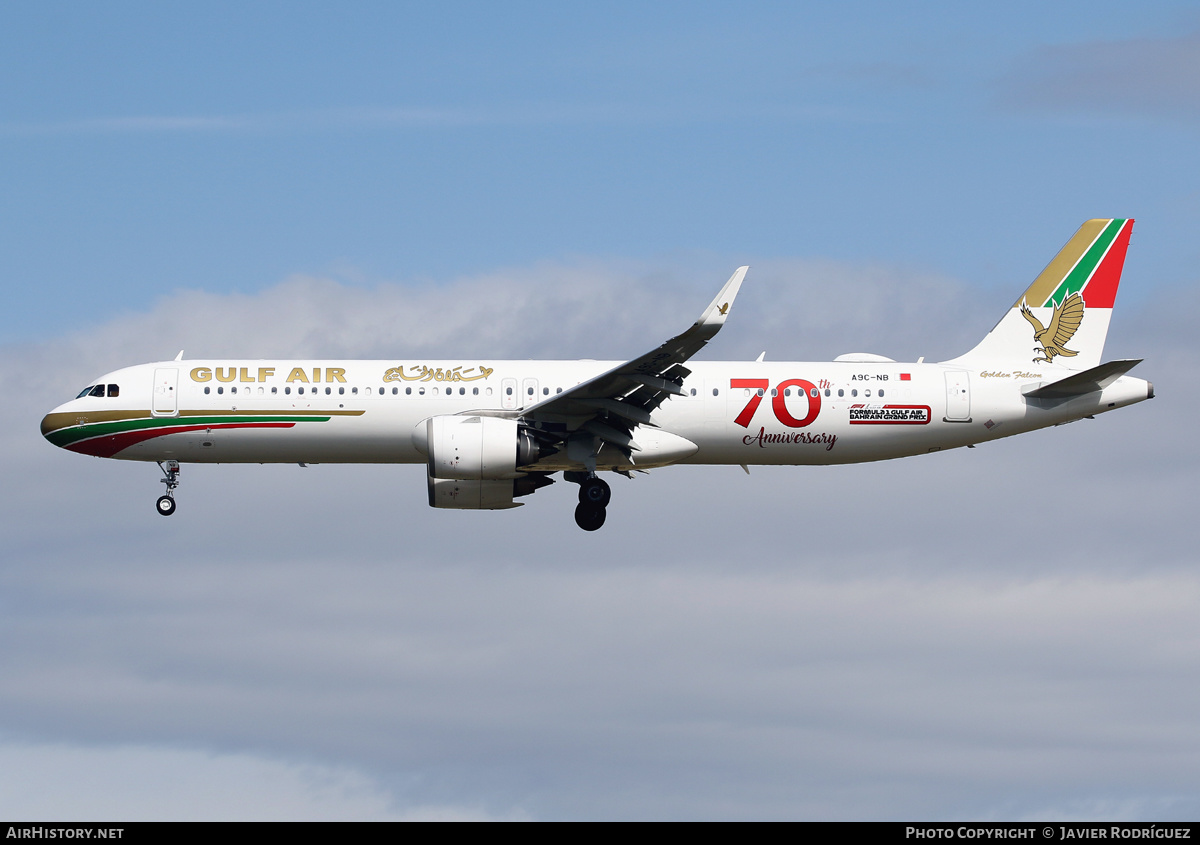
2, 0, 1199, 821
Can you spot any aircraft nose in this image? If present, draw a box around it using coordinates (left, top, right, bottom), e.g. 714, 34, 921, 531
41, 408, 70, 447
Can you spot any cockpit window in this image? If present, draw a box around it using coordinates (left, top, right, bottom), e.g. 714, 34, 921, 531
75, 383, 122, 399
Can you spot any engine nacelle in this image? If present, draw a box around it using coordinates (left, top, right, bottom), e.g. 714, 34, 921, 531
427, 477, 521, 510
412, 415, 543, 480
426, 474, 554, 510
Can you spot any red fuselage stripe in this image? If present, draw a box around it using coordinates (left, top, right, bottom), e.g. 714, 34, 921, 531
66, 422, 297, 458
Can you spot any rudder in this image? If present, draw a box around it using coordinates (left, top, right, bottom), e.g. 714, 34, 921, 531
948, 218, 1133, 370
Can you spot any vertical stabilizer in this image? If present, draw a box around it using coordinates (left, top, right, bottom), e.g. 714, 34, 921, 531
948, 218, 1134, 370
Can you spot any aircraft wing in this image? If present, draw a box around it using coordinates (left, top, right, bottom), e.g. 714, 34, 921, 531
516, 266, 748, 460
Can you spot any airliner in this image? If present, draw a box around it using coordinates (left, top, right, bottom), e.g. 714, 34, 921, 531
41, 219, 1152, 530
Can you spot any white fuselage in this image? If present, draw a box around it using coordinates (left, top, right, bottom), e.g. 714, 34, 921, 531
42, 357, 1153, 468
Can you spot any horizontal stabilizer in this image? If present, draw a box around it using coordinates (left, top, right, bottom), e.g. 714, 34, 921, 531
1022, 359, 1142, 400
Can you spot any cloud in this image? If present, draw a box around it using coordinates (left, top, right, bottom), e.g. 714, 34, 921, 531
3, 562, 1199, 819
11, 255, 977, 384
3, 258, 1197, 819
0, 741, 526, 821
996, 31, 1200, 121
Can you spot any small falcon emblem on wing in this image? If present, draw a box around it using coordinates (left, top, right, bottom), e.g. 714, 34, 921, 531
1021, 292, 1084, 364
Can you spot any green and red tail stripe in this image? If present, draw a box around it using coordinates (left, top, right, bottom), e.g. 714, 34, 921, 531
1018, 218, 1133, 310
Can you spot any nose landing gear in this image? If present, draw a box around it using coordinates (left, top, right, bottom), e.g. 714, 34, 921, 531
571, 474, 611, 531
156, 460, 180, 516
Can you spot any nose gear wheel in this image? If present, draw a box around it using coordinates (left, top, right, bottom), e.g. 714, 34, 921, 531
156, 460, 180, 516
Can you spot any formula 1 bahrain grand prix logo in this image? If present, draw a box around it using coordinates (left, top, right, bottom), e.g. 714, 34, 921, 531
848, 404, 931, 424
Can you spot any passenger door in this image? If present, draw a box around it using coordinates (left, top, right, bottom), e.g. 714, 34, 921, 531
152, 368, 179, 417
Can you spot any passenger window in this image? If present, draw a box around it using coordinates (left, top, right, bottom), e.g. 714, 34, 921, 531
107, 384, 120, 397
378, 387, 384, 395
486, 387, 493, 396
543, 387, 549, 395
757, 388, 764, 397
419, 387, 425, 395
298, 387, 305, 395
271, 387, 277, 394
472, 387, 479, 395
231, 386, 237, 394
460, 387, 466, 395
351, 387, 358, 395
851, 389, 858, 397
690, 388, 697, 396
392, 387, 398, 395
217, 387, 224, 395
556, 387, 562, 394
406, 387, 412, 395
506, 387, 513, 396
838, 389, 844, 398
810, 388, 819, 398
878, 389, 885, 397
339, 387, 345, 395
865, 389, 872, 397
285, 387, 291, 395
712, 388, 718, 396
824, 389, 830, 397
527, 387, 534, 396
204, 386, 211, 395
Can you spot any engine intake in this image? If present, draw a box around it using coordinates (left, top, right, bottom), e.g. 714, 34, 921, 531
413, 415, 545, 480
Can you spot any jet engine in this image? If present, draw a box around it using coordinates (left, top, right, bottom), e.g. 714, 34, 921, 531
412, 415, 544, 480
413, 415, 554, 509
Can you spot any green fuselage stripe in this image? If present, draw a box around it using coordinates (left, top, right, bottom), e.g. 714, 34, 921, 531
45, 415, 331, 448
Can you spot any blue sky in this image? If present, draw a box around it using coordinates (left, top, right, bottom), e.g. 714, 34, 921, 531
3, 1, 1200, 821
4, 1, 1199, 340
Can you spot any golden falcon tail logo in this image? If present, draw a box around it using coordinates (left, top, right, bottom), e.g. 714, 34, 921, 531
717, 302, 729, 316
1020, 293, 1083, 364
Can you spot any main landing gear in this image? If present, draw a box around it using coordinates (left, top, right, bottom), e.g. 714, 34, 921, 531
572, 474, 611, 532
156, 460, 180, 516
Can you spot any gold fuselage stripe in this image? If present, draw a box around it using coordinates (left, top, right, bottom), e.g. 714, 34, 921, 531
41, 408, 364, 435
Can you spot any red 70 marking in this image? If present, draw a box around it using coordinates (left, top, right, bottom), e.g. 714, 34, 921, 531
731, 378, 821, 428
730, 379, 769, 427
